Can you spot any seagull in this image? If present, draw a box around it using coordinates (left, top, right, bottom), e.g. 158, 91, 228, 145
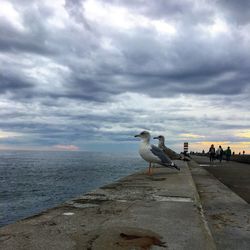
134, 131, 180, 175
153, 135, 182, 160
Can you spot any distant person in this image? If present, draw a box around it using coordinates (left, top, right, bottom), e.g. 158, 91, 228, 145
243, 151, 245, 155
209, 144, 216, 163
225, 146, 232, 161
216, 145, 223, 163
202, 149, 205, 155
233, 151, 235, 155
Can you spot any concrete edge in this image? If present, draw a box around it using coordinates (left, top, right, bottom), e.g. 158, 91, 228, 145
187, 159, 217, 250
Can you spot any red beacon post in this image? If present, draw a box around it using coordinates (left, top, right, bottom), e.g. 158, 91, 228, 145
184, 142, 188, 155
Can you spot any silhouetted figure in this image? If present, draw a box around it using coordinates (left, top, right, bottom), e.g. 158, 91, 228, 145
209, 144, 215, 163
243, 151, 245, 155
233, 151, 235, 155
202, 150, 205, 155
216, 145, 223, 163
225, 146, 231, 161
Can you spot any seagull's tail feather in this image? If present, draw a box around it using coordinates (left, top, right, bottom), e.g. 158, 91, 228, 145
170, 162, 180, 171
162, 162, 180, 171
173, 163, 180, 171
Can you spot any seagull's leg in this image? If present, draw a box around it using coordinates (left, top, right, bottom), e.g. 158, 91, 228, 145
148, 162, 152, 175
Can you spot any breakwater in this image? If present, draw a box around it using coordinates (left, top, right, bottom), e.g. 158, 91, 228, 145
0, 160, 216, 250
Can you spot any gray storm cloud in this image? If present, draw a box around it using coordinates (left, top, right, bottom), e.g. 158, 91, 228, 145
0, 0, 250, 151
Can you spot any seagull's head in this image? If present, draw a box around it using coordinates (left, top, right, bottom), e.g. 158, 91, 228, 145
153, 135, 165, 142
134, 131, 151, 141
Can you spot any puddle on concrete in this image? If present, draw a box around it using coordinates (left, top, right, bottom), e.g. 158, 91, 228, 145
153, 195, 193, 202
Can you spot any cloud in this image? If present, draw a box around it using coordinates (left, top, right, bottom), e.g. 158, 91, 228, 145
235, 130, 250, 139
64, 0, 92, 30
52, 144, 80, 151
216, 0, 250, 25
0, 0, 250, 153
0, 130, 22, 139
179, 133, 205, 139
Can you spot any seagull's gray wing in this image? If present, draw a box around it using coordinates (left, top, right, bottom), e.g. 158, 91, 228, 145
150, 145, 173, 165
163, 146, 181, 160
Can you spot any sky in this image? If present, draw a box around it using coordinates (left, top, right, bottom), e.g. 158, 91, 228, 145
0, 0, 250, 154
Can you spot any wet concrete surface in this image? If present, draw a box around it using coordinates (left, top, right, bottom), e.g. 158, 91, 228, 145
189, 157, 250, 250
0, 161, 215, 250
192, 155, 250, 203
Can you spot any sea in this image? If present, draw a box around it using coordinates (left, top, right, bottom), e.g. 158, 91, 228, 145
0, 150, 145, 227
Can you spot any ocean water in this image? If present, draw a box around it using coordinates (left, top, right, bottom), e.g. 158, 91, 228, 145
0, 150, 145, 227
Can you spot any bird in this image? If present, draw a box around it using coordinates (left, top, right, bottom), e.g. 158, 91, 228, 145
134, 131, 180, 175
153, 135, 182, 160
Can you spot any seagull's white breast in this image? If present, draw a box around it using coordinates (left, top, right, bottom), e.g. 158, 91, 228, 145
139, 142, 161, 163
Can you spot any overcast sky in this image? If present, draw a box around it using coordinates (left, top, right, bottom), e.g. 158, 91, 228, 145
0, 0, 250, 153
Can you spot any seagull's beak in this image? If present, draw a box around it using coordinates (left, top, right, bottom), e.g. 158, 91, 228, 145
134, 134, 140, 137
153, 136, 159, 139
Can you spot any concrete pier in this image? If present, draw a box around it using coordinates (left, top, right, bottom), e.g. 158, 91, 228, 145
1, 157, 249, 249
190, 156, 250, 250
